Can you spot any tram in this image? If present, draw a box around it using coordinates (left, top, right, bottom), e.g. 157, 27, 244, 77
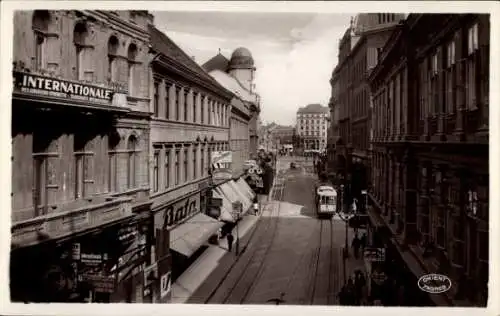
315, 185, 337, 218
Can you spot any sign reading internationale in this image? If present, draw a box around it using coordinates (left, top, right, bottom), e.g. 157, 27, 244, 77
13, 71, 116, 105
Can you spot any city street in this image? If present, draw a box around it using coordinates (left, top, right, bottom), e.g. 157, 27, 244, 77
187, 157, 365, 305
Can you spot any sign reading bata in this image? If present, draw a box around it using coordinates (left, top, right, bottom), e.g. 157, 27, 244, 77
14, 71, 115, 104
211, 151, 233, 164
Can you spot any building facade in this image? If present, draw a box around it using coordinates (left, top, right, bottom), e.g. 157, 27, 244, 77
148, 25, 234, 302
11, 10, 154, 303
368, 14, 489, 306
230, 97, 251, 176
296, 103, 329, 151
203, 48, 261, 159
332, 14, 404, 199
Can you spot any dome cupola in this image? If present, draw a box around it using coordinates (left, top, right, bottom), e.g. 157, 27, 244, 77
229, 47, 254, 70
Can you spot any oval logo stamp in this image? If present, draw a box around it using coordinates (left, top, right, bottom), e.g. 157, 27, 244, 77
417, 274, 452, 294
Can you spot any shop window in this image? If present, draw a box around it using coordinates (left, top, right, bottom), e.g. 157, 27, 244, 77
468, 23, 479, 55
183, 148, 188, 182
153, 149, 159, 192
73, 21, 93, 81
153, 81, 159, 117
107, 36, 119, 82
127, 43, 138, 96
175, 149, 180, 185
165, 84, 170, 119
32, 10, 51, 71
164, 148, 170, 189
126, 135, 138, 189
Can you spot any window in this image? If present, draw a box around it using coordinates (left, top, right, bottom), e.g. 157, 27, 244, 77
127, 44, 138, 96
107, 36, 119, 82
201, 147, 205, 176
32, 132, 58, 216
153, 81, 159, 117
468, 23, 479, 55
73, 22, 91, 81
193, 92, 197, 123
193, 147, 197, 179
165, 84, 170, 119
175, 150, 180, 185
447, 40, 456, 68
201, 96, 205, 124
184, 148, 188, 181
153, 150, 159, 192
164, 149, 170, 188
74, 135, 94, 199
176, 87, 181, 120
184, 90, 189, 121
108, 132, 119, 192
126, 136, 138, 188
431, 53, 438, 76
32, 11, 51, 71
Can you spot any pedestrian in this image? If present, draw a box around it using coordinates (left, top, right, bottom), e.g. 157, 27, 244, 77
355, 270, 366, 305
253, 196, 259, 215
344, 277, 355, 305
338, 285, 347, 305
227, 231, 234, 252
352, 234, 361, 259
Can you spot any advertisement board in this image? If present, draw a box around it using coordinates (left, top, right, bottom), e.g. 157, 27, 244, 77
160, 272, 172, 298
211, 151, 233, 164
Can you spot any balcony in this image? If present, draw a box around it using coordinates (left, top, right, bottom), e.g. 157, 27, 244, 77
12, 69, 130, 113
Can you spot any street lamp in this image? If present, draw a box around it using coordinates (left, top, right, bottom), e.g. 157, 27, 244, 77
337, 184, 355, 260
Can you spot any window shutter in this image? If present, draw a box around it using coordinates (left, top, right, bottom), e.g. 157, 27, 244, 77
83, 47, 95, 82
45, 35, 61, 73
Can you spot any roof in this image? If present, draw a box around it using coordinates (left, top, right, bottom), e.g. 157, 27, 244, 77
202, 53, 229, 73
229, 47, 255, 69
149, 25, 230, 95
209, 69, 258, 104
297, 103, 329, 114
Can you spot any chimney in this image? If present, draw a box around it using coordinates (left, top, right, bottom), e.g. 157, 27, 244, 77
191, 56, 196, 61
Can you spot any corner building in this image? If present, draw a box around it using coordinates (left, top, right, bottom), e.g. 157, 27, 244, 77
296, 103, 329, 151
11, 10, 154, 302
368, 14, 489, 306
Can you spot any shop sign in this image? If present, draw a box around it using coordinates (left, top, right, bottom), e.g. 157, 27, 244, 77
80, 274, 115, 293
80, 253, 107, 266
212, 168, 233, 181
13, 71, 116, 105
232, 201, 243, 214
209, 197, 223, 207
364, 248, 386, 262
162, 195, 200, 228
207, 206, 221, 218
160, 272, 172, 298
211, 151, 233, 164
198, 180, 210, 190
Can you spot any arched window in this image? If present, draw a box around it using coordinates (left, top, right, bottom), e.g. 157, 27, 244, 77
127, 135, 138, 188
127, 44, 138, 96
107, 36, 119, 82
32, 10, 51, 71
73, 22, 90, 80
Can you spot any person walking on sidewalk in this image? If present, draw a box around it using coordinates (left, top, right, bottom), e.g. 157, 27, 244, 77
253, 196, 260, 215
226, 231, 234, 252
360, 233, 367, 256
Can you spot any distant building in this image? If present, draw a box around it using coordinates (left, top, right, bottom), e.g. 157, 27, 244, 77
296, 103, 329, 151
271, 125, 295, 148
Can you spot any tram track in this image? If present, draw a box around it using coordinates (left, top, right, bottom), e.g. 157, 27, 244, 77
206, 170, 286, 304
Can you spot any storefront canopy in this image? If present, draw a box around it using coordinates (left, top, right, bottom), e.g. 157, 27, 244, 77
169, 213, 224, 257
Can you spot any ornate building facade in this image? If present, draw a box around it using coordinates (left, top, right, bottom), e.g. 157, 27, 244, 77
368, 14, 489, 306
11, 10, 154, 302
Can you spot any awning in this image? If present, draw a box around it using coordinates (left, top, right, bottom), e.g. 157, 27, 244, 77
213, 188, 236, 223
170, 213, 224, 257
236, 177, 256, 201
227, 180, 251, 214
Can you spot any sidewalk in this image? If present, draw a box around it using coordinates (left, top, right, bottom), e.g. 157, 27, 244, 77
171, 194, 269, 304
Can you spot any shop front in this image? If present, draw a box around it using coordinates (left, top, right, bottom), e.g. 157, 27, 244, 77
10, 211, 153, 303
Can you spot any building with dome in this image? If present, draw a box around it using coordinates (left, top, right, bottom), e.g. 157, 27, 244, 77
202, 47, 261, 174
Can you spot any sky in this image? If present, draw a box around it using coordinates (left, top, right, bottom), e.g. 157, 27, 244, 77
153, 11, 352, 125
